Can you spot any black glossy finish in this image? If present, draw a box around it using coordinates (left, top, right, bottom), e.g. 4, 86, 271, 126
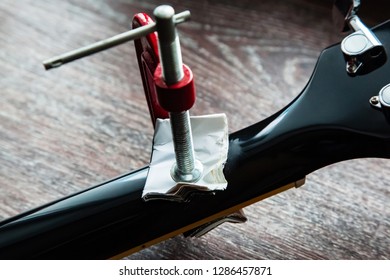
0, 22, 390, 259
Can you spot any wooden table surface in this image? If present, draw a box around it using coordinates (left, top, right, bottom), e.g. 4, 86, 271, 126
1, 0, 390, 259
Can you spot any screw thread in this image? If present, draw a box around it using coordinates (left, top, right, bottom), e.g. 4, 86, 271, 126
169, 111, 195, 175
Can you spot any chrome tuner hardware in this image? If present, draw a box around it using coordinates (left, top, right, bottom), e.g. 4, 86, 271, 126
370, 84, 390, 123
334, 0, 386, 75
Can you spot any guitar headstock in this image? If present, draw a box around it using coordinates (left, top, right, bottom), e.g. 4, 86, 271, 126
303, 20, 390, 137
227, 19, 390, 188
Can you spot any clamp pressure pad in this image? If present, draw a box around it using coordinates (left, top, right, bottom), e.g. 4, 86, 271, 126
142, 114, 229, 202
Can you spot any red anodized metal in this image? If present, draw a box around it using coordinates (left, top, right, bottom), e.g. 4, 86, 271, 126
154, 64, 196, 112
132, 13, 169, 126
132, 13, 196, 121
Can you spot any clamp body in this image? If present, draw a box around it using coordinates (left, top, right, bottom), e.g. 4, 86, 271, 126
43, 5, 205, 183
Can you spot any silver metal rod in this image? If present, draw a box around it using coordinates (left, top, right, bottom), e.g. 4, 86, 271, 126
170, 111, 195, 174
169, 111, 202, 183
152, 5, 202, 183
43, 10, 190, 70
154, 5, 184, 85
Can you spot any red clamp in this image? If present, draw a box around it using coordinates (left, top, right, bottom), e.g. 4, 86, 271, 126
132, 13, 196, 124
132, 13, 169, 125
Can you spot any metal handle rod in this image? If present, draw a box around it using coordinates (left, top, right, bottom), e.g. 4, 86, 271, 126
43, 10, 190, 70
154, 5, 184, 85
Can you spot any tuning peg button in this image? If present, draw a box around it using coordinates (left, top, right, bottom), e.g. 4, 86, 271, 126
340, 16, 386, 75
379, 84, 390, 118
370, 84, 390, 123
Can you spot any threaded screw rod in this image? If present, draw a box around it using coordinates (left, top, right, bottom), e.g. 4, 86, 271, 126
154, 5, 202, 183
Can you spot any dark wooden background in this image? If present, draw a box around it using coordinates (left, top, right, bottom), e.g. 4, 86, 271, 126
1, 0, 390, 259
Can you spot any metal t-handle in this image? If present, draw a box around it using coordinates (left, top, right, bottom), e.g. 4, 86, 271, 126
42, 10, 190, 70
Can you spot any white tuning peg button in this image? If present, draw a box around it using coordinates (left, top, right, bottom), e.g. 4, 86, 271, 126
370, 84, 390, 123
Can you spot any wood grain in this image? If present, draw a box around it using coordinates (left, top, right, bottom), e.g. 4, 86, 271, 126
1, 0, 390, 259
